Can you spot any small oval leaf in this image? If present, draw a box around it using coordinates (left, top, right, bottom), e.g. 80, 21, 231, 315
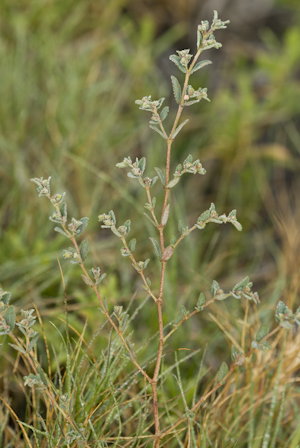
162, 204, 170, 227
171, 76, 182, 104
218, 362, 228, 382
191, 60, 212, 74
256, 324, 269, 342
149, 237, 162, 259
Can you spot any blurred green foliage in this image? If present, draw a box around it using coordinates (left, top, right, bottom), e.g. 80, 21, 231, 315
1, 0, 300, 444
0, 0, 299, 340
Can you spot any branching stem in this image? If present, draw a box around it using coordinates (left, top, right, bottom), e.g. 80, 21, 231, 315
150, 43, 207, 447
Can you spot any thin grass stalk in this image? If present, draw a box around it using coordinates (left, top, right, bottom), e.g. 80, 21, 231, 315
262, 334, 286, 448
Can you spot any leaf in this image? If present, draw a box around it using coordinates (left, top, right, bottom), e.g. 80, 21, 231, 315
171, 76, 182, 104
183, 154, 193, 165
76, 217, 89, 236
174, 311, 183, 326
166, 177, 180, 189
178, 220, 184, 233
162, 246, 174, 261
231, 345, 240, 361
143, 213, 157, 227
183, 100, 200, 107
279, 320, 294, 330
143, 259, 150, 269
109, 210, 116, 225
116, 161, 127, 168
5, 306, 15, 331
160, 106, 169, 121
36, 366, 48, 386
162, 204, 170, 226
256, 324, 269, 342
211, 280, 220, 296
172, 119, 189, 139
96, 274, 106, 285
251, 340, 272, 351
111, 227, 122, 237
180, 305, 188, 316
231, 220, 243, 231
127, 172, 139, 179
80, 240, 89, 261
103, 297, 108, 311
276, 301, 287, 316
149, 125, 167, 140
128, 238, 136, 252
169, 54, 186, 73
123, 219, 131, 234
233, 277, 249, 292
191, 60, 212, 74
8, 343, 26, 355
28, 334, 40, 352
126, 337, 135, 357
138, 157, 146, 174
59, 202, 67, 219
195, 293, 206, 311
54, 227, 70, 238
150, 176, 158, 187
197, 29, 202, 49
1, 292, 11, 305
120, 315, 128, 332
154, 167, 165, 186
81, 275, 94, 286
218, 362, 228, 382
149, 238, 162, 259
157, 97, 165, 109
146, 277, 151, 287
210, 218, 223, 224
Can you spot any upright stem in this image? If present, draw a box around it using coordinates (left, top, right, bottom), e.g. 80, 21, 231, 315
150, 46, 206, 447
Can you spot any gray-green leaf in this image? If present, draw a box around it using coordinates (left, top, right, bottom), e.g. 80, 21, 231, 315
172, 119, 189, 139
29, 334, 40, 352
54, 227, 70, 238
160, 106, 169, 121
195, 293, 206, 311
233, 277, 249, 292
198, 210, 210, 222
231, 345, 240, 361
138, 157, 146, 174
9, 343, 26, 355
162, 204, 170, 226
81, 275, 94, 286
171, 76, 182, 104
231, 220, 243, 231
218, 362, 228, 382
128, 238, 136, 252
76, 217, 89, 236
80, 240, 89, 261
191, 60, 212, 74
149, 237, 162, 259
149, 125, 167, 140
154, 167, 165, 186
5, 306, 15, 331
169, 54, 186, 73
256, 324, 269, 342
166, 177, 180, 189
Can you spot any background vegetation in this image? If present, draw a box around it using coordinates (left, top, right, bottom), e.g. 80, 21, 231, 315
1, 0, 300, 446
